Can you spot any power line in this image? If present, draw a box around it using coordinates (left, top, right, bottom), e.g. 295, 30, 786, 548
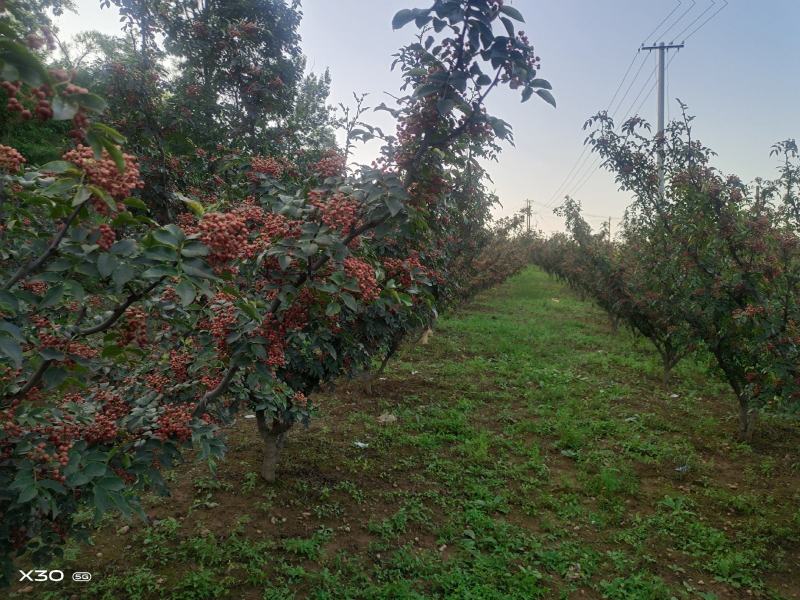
541, 0, 708, 214
672, 0, 716, 42
659, 0, 697, 42
684, 0, 728, 40
641, 0, 683, 45
609, 52, 649, 119
542, 50, 644, 210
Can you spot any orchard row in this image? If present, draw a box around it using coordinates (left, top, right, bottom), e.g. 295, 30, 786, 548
532, 106, 799, 442
0, 0, 549, 584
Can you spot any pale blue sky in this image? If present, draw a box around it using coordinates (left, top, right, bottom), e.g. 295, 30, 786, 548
57, 1, 800, 232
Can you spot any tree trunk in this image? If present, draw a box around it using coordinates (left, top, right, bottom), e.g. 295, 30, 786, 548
609, 314, 619, 334
255, 410, 292, 482
738, 397, 757, 442
662, 363, 671, 389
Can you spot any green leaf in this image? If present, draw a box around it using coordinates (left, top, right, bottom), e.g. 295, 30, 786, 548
110, 239, 137, 255
325, 302, 341, 317
40, 161, 75, 174
17, 483, 38, 504
175, 193, 205, 216
142, 266, 178, 279
530, 78, 552, 90
535, 88, 556, 108
102, 141, 126, 173
123, 197, 148, 211
499, 5, 525, 22
0, 336, 23, 367
39, 348, 65, 361
75, 93, 108, 113
112, 264, 135, 289
84, 462, 107, 478
181, 242, 210, 258
39, 284, 64, 308
153, 228, 181, 248
51, 95, 79, 121
0, 290, 19, 315
278, 254, 292, 271
500, 16, 515, 38
42, 366, 68, 389
182, 260, 217, 280
0, 39, 50, 86
176, 281, 196, 306
392, 9, 417, 29
341, 293, 358, 312
71, 185, 92, 207
97, 254, 118, 278
385, 195, 404, 217
413, 82, 442, 99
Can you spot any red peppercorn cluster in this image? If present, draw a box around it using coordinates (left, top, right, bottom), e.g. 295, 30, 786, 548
159, 286, 180, 304
170, 350, 191, 381
199, 211, 250, 263
206, 293, 238, 352
344, 257, 380, 303
384, 253, 434, 289
309, 191, 360, 234
311, 150, 346, 179
113, 466, 136, 484
176, 212, 198, 232
254, 313, 288, 369
292, 391, 308, 408
155, 403, 194, 442
95, 224, 116, 250
119, 306, 148, 346
145, 373, 171, 392
62, 145, 144, 200
199, 374, 222, 391
2, 80, 52, 121
20, 279, 48, 295
249, 156, 287, 180
0, 144, 25, 172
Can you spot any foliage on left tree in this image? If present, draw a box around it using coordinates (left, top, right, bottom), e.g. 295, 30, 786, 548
0, 0, 554, 584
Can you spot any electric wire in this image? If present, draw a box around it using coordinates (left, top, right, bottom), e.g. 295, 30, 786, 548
541, 0, 702, 212
672, 0, 716, 42
683, 0, 728, 40
640, 0, 683, 45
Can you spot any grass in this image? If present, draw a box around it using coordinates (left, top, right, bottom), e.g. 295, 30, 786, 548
15, 267, 800, 599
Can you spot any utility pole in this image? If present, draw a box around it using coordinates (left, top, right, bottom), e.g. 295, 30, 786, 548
524, 199, 532, 233
641, 42, 683, 196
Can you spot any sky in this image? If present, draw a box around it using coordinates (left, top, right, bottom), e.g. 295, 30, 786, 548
55, 1, 800, 233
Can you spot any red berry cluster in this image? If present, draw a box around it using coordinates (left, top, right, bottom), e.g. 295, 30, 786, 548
95, 224, 116, 250
20, 279, 48, 295
176, 212, 198, 231
292, 391, 308, 408
199, 211, 250, 263
383, 257, 414, 288
145, 373, 170, 392
206, 293, 238, 352
62, 145, 144, 200
2, 81, 53, 121
120, 307, 148, 346
250, 156, 289, 180
0, 144, 25, 172
311, 150, 346, 178
344, 257, 380, 303
199, 374, 222, 390
170, 350, 191, 381
256, 213, 302, 253
155, 403, 194, 442
309, 191, 360, 234
255, 313, 288, 369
